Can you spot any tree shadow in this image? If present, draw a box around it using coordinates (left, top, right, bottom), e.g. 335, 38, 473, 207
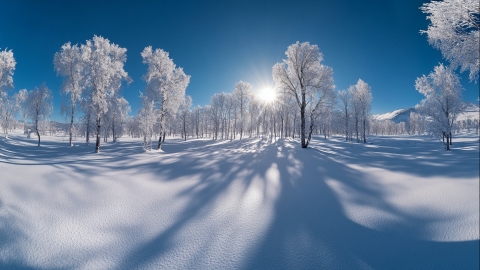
0, 135, 478, 269
244, 139, 479, 269
117, 137, 478, 269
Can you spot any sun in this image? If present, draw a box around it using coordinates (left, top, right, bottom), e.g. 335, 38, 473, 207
257, 87, 277, 103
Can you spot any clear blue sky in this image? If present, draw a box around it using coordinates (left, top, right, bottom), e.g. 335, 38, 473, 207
0, 0, 478, 121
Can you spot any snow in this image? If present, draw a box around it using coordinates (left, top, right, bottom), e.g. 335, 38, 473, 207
1, 131, 479, 269
373, 104, 479, 123
372, 108, 415, 123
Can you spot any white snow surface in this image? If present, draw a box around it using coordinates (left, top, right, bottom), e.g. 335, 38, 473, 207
0, 131, 479, 269
372, 104, 479, 123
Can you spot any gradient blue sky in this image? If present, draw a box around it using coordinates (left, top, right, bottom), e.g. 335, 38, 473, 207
0, 0, 478, 121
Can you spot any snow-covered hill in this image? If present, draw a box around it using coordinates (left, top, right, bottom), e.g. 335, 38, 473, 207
372, 108, 416, 123
372, 104, 479, 123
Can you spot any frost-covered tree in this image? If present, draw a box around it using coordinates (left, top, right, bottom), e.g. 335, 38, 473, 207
54, 42, 85, 146
350, 79, 372, 143
105, 96, 130, 142
415, 64, 464, 150
420, 0, 479, 82
191, 105, 203, 139
273, 42, 335, 148
14, 89, 29, 134
141, 46, 190, 149
337, 89, 352, 141
407, 111, 427, 135
0, 48, 17, 138
82, 36, 130, 153
178, 95, 192, 141
137, 95, 157, 150
209, 92, 226, 140
233, 81, 252, 140
27, 83, 53, 146
0, 92, 17, 138
248, 98, 261, 138
79, 99, 95, 144
0, 48, 16, 92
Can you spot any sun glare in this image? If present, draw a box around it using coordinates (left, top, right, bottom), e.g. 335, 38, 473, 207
258, 88, 277, 103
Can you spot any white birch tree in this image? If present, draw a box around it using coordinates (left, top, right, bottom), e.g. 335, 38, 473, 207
82, 35, 130, 153
233, 81, 252, 140
54, 42, 85, 146
415, 63, 464, 150
338, 89, 352, 141
138, 95, 157, 151
272, 41, 335, 148
178, 95, 192, 141
14, 89, 29, 134
27, 83, 53, 146
0, 48, 16, 138
0, 48, 16, 93
0, 92, 17, 138
105, 96, 130, 142
141, 46, 190, 150
350, 79, 372, 143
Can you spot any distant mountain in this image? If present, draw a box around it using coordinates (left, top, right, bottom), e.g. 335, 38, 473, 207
372, 108, 416, 123
372, 103, 479, 123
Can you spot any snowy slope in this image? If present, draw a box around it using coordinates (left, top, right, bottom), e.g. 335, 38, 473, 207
372, 108, 416, 123
0, 132, 479, 269
373, 104, 479, 123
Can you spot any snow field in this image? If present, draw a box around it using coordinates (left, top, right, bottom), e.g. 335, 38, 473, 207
0, 131, 479, 269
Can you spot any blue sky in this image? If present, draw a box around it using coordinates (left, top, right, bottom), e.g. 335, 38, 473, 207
0, 0, 478, 121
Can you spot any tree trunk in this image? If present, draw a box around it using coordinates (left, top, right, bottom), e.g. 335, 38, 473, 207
355, 116, 359, 143
112, 120, 117, 143
273, 114, 277, 140
363, 119, 367, 143
95, 116, 101, 153
292, 115, 296, 139
86, 115, 90, 145
69, 106, 74, 146
345, 110, 348, 141
157, 116, 164, 150
233, 114, 237, 140
157, 133, 163, 149
446, 133, 450, 150
36, 119, 40, 146
300, 92, 307, 148
183, 117, 187, 141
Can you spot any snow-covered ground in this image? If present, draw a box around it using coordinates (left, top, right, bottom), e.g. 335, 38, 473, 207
1, 131, 479, 269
